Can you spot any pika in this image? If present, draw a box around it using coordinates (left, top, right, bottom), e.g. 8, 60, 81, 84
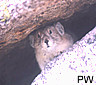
29, 22, 73, 70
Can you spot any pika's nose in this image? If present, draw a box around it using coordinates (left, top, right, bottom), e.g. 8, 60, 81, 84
45, 39, 49, 47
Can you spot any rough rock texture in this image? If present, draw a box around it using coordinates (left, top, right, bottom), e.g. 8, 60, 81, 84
31, 26, 96, 85
0, 0, 96, 53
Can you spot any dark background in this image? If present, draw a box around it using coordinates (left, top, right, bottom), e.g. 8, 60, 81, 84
0, 4, 96, 85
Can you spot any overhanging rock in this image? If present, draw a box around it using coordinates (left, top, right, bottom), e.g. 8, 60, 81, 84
0, 0, 96, 52
31, 26, 96, 85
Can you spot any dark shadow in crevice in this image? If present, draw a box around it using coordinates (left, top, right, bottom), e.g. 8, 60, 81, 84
0, 3, 96, 85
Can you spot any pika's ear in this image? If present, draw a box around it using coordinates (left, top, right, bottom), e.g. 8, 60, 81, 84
55, 22, 65, 35
29, 35, 35, 48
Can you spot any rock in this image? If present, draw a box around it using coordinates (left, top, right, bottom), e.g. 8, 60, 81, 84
0, 0, 96, 51
31, 26, 96, 85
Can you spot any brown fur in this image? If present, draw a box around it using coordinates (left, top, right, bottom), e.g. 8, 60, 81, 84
29, 22, 73, 70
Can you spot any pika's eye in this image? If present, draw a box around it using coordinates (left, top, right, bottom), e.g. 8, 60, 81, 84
49, 30, 52, 34
38, 34, 40, 38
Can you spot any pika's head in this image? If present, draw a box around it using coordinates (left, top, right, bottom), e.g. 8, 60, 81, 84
29, 22, 73, 50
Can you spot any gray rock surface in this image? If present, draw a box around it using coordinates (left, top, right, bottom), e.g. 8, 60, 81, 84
31, 26, 96, 85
